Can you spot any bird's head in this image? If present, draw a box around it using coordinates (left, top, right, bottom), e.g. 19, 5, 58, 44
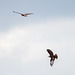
48, 55, 51, 58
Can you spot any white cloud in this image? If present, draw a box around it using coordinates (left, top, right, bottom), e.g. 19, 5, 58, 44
0, 18, 75, 63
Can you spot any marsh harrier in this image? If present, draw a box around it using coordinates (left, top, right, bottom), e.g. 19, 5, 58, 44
13, 11, 33, 17
47, 49, 58, 66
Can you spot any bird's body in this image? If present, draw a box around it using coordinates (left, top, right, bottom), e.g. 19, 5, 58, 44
13, 11, 33, 17
47, 49, 58, 66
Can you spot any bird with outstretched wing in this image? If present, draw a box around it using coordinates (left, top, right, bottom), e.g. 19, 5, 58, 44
13, 11, 33, 17
47, 49, 58, 66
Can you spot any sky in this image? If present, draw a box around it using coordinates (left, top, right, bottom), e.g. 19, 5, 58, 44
0, 0, 75, 75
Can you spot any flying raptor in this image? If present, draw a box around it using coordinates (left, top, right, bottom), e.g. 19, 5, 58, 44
13, 11, 33, 17
47, 49, 58, 66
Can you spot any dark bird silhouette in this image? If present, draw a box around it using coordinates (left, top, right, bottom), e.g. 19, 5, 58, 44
47, 49, 58, 66
13, 11, 33, 17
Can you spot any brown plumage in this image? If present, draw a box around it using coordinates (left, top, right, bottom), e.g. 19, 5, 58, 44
13, 11, 33, 17
47, 49, 58, 66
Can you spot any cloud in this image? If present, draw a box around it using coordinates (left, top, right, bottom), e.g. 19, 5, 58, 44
0, 18, 75, 63
0, 18, 75, 75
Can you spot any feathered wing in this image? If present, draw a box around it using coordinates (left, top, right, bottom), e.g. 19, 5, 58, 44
13, 11, 34, 17
25, 13, 34, 15
47, 49, 54, 57
50, 60, 54, 66
13, 11, 22, 14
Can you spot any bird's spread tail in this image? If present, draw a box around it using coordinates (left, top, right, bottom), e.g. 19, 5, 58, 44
55, 54, 58, 59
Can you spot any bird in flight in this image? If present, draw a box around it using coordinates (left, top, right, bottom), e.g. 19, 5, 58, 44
47, 49, 58, 66
13, 11, 33, 17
